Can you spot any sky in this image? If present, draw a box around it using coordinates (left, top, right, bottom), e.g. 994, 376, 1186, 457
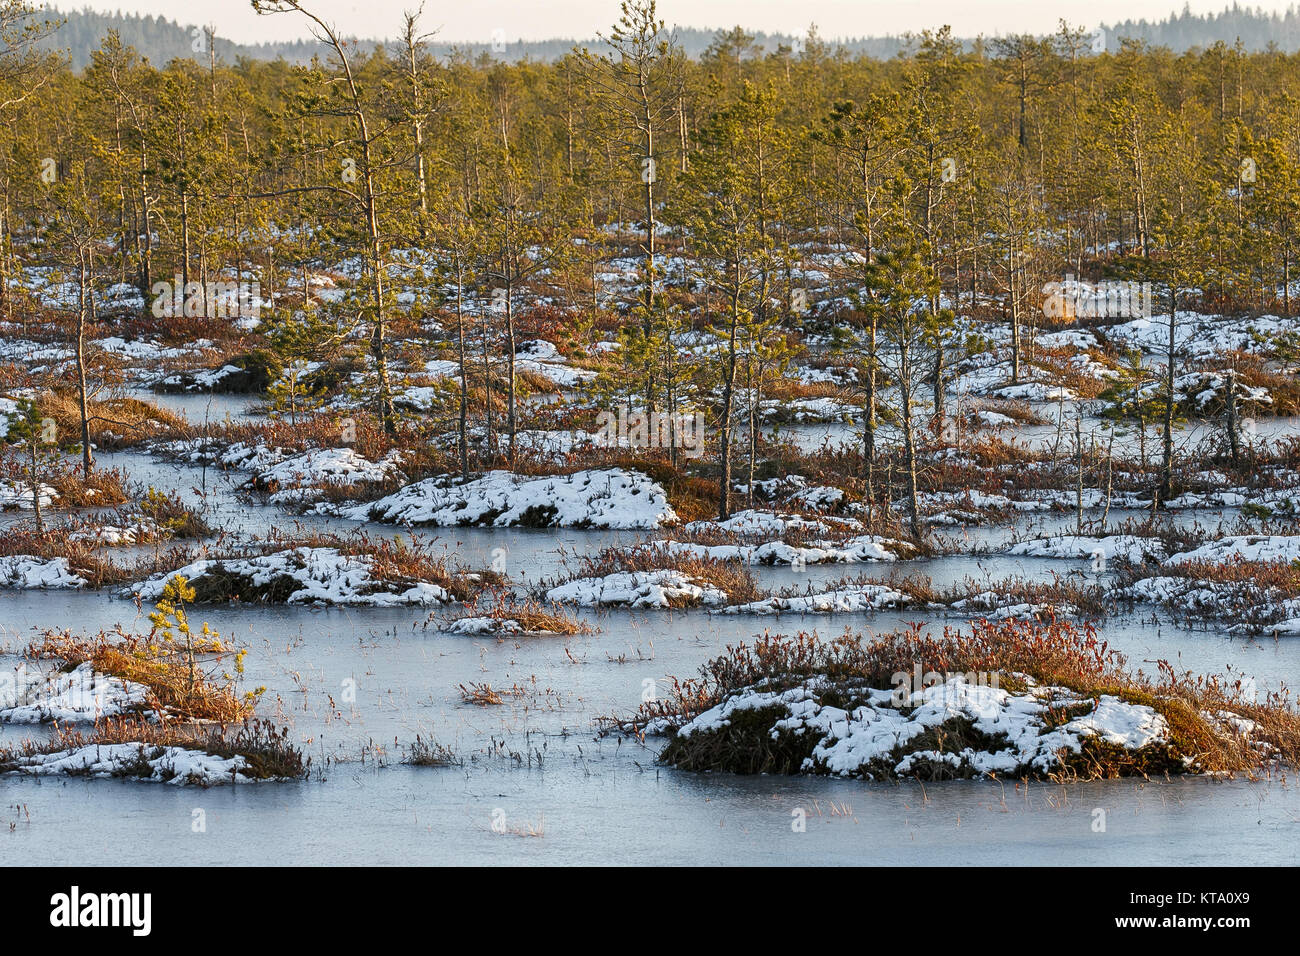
42, 0, 1300, 45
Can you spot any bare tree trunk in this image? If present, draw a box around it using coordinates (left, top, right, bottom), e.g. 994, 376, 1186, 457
899, 339, 922, 543
29, 438, 43, 533
75, 244, 94, 477
1159, 287, 1177, 505
717, 290, 741, 520
455, 264, 470, 478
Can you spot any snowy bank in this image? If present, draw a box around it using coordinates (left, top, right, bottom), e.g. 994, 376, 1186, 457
662, 676, 1180, 780
546, 570, 727, 609
0, 744, 270, 786
125, 547, 462, 607
0, 556, 86, 589
0, 662, 153, 723
329, 468, 676, 529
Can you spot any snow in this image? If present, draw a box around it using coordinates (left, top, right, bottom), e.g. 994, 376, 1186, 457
93, 337, 192, 362
1037, 329, 1100, 349
333, 468, 676, 530
0, 481, 59, 510
444, 616, 567, 635
951, 591, 1080, 622
0, 396, 18, 438
69, 518, 161, 546
545, 570, 727, 608
656, 536, 907, 566
0, 556, 86, 589
154, 439, 293, 473
722, 583, 913, 615
2, 743, 267, 786
794, 364, 857, 386
1122, 571, 1300, 634
759, 397, 856, 423
787, 485, 847, 511
1169, 535, 1300, 565
1135, 370, 1271, 410
252, 447, 402, 504
977, 410, 1018, 427
157, 364, 243, 392
671, 676, 1173, 779
516, 357, 595, 388
126, 547, 456, 607
686, 509, 859, 538
394, 384, 447, 410
918, 489, 1050, 513
990, 382, 1076, 402
1, 662, 153, 723
1109, 311, 1300, 361
1006, 535, 1167, 563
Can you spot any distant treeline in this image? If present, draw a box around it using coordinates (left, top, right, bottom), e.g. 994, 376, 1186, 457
34, 3, 1300, 69
36, 6, 905, 67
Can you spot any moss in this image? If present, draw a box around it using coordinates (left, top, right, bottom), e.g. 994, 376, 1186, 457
660, 704, 819, 774
515, 504, 559, 528
186, 569, 299, 604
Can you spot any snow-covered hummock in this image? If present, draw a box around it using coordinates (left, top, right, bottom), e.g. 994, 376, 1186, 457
758, 397, 857, 423
445, 616, 527, 635
1107, 311, 1300, 361
333, 468, 676, 530
91, 336, 193, 361
1135, 370, 1271, 411
722, 583, 913, 615
976, 410, 1018, 427
98, 283, 146, 314
948, 352, 1078, 401
794, 364, 857, 386
951, 591, 1081, 621
126, 547, 456, 607
156, 364, 244, 392
685, 509, 859, 538
990, 381, 1077, 402
0, 480, 58, 510
546, 570, 727, 609
917, 489, 1051, 514
1006, 534, 1167, 563
0, 556, 86, 589
732, 477, 849, 513
1120, 574, 1300, 634
153, 438, 293, 473
672, 677, 1172, 779
393, 384, 446, 410
1168, 535, 1300, 565
655, 535, 908, 567
0, 662, 153, 723
252, 447, 403, 504
1, 744, 265, 785
69, 517, 161, 546
787, 485, 847, 512
513, 339, 596, 389
444, 616, 565, 635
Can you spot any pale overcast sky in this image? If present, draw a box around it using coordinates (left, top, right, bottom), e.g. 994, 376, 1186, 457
41, 1, 1298, 44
